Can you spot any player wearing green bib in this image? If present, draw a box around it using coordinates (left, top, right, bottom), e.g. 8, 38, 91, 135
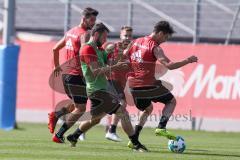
67, 23, 148, 152
81, 41, 108, 96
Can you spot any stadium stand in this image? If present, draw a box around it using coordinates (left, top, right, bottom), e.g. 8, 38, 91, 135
0, 0, 239, 42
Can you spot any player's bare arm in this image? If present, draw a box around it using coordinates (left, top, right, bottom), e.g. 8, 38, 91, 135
52, 37, 65, 77
153, 46, 198, 70
88, 61, 129, 77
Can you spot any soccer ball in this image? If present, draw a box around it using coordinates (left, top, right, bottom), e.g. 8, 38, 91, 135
168, 136, 186, 153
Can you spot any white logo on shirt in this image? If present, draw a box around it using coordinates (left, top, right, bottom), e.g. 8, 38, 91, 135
133, 43, 148, 49
66, 39, 74, 51
66, 33, 77, 38
131, 50, 143, 63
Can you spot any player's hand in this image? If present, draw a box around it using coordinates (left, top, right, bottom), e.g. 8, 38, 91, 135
187, 56, 198, 63
115, 61, 129, 70
54, 66, 63, 77
105, 43, 115, 54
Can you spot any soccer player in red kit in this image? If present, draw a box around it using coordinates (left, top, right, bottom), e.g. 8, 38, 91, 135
66, 23, 148, 152
103, 26, 133, 142
49, 7, 98, 143
125, 21, 198, 147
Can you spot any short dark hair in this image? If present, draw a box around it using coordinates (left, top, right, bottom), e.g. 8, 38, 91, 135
91, 22, 110, 36
153, 21, 175, 34
82, 7, 99, 18
121, 26, 133, 32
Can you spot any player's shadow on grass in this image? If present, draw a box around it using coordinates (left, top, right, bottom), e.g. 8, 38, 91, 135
186, 148, 210, 152
184, 149, 240, 158
151, 149, 240, 158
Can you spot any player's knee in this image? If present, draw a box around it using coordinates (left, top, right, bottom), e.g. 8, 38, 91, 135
144, 105, 153, 115
73, 108, 86, 117
66, 103, 75, 113
115, 106, 127, 118
115, 107, 123, 116
90, 117, 101, 125
168, 97, 177, 106
75, 104, 86, 112
119, 105, 128, 113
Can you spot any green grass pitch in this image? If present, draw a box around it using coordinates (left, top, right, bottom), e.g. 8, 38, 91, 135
0, 123, 240, 160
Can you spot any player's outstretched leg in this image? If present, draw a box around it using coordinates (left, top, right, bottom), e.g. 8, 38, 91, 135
155, 98, 177, 140
67, 114, 104, 147
116, 105, 148, 152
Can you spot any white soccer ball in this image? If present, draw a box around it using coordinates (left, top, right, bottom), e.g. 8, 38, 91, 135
168, 136, 186, 153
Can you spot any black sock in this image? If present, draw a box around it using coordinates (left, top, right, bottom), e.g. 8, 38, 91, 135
109, 125, 117, 133
129, 134, 139, 146
72, 128, 83, 139
158, 116, 169, 129
56, 123, 69, 137
134, 125, 143, 139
